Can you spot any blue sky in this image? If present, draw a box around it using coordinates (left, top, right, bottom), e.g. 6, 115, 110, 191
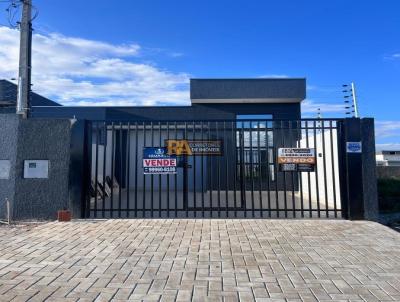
0, 0, 399, 147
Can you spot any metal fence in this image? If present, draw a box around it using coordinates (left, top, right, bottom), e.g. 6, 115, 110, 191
84, 119, 345, 219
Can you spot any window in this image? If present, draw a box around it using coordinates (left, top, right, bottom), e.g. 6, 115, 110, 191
236, 114, 275, 183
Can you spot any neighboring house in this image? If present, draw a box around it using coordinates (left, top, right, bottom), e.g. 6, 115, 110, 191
376, 151, 400, 166
0, 79, 61, 113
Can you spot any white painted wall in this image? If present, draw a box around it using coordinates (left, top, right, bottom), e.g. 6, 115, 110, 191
297, 128, 342, 210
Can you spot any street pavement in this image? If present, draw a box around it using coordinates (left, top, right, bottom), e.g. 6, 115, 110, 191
0, 219, 400, 301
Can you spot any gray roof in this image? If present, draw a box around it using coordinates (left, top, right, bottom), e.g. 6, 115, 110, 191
190, 78, 306, 101
0, 79, 61, 108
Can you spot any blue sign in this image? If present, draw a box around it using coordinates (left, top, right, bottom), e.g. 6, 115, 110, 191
346, 142, 362, 153
143, 147, 177, 174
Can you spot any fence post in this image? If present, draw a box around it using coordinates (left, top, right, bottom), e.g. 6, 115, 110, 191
343, 118, 365, 219
69, 120, 89, 219
342, 118, 378, 220
361, 118, 379, 220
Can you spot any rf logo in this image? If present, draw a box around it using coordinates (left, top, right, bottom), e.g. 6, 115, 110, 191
167, 140, 192, 156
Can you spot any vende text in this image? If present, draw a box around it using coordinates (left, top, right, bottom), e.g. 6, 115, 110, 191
143, 159, 176, 167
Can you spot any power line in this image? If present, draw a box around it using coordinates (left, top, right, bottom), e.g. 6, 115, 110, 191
4, 0, 21, 28
1, 0, 37, 29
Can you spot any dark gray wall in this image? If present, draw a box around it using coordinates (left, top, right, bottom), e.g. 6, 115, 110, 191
31, 106, 106, 120
361, 118, 379, 221
106, 103, 301, 120
190, 78, 306, 100
0, 115, 19, 220
341, 118, 379, 221
69, 121, 87, 219
0, 114, 71, 220
31, 103, 301, 121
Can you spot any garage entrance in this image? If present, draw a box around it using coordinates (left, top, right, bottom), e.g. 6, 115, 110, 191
82, 118, 346, 219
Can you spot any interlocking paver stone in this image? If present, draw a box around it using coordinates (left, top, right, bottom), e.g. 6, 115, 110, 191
0, 220, 400, 301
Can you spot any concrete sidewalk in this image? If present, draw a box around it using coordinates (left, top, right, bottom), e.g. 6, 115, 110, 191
0, 219, 400, 301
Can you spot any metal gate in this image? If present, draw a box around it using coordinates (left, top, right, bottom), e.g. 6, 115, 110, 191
83, 119, 345, 219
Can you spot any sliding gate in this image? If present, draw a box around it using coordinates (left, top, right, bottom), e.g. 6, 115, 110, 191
84, 119, 345, 218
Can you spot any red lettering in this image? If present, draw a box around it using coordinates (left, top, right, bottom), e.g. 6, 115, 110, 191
144, 158, 177, 167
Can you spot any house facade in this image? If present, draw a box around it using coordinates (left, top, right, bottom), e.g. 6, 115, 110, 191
0, 78, 378, 221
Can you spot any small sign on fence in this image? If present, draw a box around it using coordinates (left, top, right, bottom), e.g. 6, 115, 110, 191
278, 148, 316, 172
143, 147, 177, 174
346, 142, 362, 153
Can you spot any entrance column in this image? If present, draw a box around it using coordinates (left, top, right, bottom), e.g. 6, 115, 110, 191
342, 118, 378, 220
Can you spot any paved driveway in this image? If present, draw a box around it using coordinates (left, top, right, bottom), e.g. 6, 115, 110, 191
0, 220, 400, 302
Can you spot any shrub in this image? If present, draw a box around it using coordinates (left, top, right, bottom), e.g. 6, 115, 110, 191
378, 177, 400, 213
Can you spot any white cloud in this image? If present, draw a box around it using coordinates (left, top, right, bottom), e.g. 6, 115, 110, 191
301, 99, 345, 115
306, 85, 318, 91
376, 143, 400, 151
169, 52, 184, 58
372, 121, 400, 150
384, 53, 400, 60
0, 26, 190, 106
375, 121, 400, 138
258, 74, 289, 79
306, 85, 340, 93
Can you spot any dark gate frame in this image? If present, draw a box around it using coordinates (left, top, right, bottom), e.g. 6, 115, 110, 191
69, 118, 375, 220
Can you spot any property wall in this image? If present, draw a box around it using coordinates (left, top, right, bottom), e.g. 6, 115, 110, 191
0, 114, 71, 220
69, 121, 87, 219
0, 114, 19, 221
361, 118, 379, 221
13, 118, 71, 220
377, 166, 400, 179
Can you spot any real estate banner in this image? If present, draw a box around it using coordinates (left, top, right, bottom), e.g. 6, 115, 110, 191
143, 147, 177, 174
165, 140, 223, 156
278, 148, 316, 172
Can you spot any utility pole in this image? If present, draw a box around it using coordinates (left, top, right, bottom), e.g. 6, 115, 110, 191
16, 0, 32, 119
